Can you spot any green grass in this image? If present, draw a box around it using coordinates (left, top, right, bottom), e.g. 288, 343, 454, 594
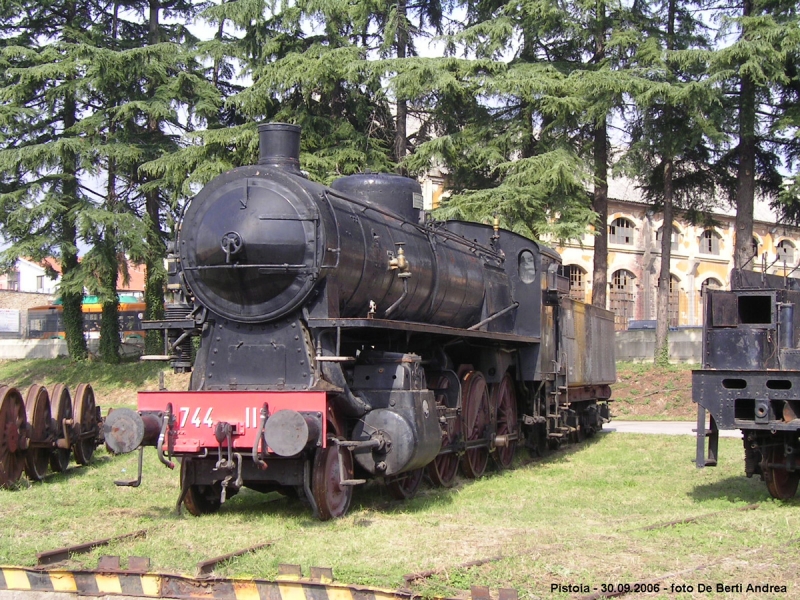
1, 359, 796, 598
0, 358, 188, 409
0, 356, 162, 389
1, 432, 798, 599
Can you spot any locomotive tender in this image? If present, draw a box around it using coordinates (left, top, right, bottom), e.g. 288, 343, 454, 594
105, 123, 615, 519
695, 268, 800, 500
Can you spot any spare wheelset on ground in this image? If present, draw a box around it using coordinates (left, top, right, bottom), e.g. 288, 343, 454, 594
0, 383, 103, 488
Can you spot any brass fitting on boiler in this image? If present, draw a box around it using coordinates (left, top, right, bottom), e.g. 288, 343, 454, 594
389, 243, 410, 276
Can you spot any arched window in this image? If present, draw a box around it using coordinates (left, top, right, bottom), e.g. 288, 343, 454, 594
656, 226, 679, 252
777, 240, 796, 264
609, 269, 636, 329
562, 265, 586, 302
700, 230, 721, 255
609, 218, 634, 245
701, 278, 723, 293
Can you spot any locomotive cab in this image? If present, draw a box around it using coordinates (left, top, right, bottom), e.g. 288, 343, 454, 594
694, 268, 800, 500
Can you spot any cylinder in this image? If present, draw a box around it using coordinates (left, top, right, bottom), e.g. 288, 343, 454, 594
779, 303, 795, 349
258, 123, 302, 175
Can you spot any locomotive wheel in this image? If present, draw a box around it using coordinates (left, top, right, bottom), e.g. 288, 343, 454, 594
72, 383, 97, 465
312, 439, 353, 520
427, 371, 461, 488
385, 467, 424, 500
49, 384, 72, 473
0, 386, 28, 488
491, 373, 518, 470
183, 484, 223, 516
24, 385, 53, 482
460, 370, 490, 479
764, 446, 800, 500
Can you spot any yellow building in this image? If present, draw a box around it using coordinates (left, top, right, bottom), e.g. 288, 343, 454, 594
555, 178, 800, 329
421, 174, 800, 330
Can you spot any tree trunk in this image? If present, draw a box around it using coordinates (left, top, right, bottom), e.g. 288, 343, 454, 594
99, 245, 121, 364
99, 9, 121, 364
393, 0, 408, 172
655, 159, 674, 366
591, 120, 609, 308
144, 0, 166, 354
145, 193, 166, 354
61, 90, 88, 360
590, 2, 608, 309
654, 0, 677, 365
148, 0, 160, 44
99, 160, 120, 364
734, 0, 756, 270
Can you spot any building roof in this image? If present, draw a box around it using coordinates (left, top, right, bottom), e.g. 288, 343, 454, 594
25, 257, 146, 292
605, 176, 783, 226
118, 261, 145, 293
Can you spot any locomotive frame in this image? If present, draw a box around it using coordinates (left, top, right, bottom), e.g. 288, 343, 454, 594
105, 123, 615, 519
694, 267, 800, 499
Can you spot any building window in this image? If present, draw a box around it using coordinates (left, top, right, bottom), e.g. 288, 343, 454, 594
700, 230, 720, 255
609, 218, 634, 245
701, 278, 723, 294
36, 275, 44, 291
562, 265, 586, 302
777, 240, 796, 265
7, 270, 20, 291
752, 236, 760, 258
669, 275, 680, 327
656, 226, 679, 252
610, 269, 636, 330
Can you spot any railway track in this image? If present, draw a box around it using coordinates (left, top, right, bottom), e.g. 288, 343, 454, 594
0, 531, 518, 600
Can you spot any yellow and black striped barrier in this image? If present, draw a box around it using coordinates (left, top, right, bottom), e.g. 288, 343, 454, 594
0, 565, 516, 599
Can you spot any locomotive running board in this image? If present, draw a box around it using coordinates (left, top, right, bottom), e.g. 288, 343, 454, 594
307, 317, 540, 344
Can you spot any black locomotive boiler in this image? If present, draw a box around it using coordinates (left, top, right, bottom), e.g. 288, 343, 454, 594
105, 123, 616, 519
694, 268, 800, 500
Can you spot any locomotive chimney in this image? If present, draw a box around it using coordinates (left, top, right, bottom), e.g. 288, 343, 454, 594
258, 122, 302, 175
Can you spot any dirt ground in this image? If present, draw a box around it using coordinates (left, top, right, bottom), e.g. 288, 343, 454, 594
612, 362, 695, 420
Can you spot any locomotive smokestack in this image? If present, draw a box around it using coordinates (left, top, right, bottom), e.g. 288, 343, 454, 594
258, 122, 302, 175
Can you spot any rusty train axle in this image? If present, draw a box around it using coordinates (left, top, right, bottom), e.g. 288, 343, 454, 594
0, 383, 103, 487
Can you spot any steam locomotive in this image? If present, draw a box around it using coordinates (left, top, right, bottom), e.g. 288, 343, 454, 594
695, 268, 800, 499
105, 123, 615, 519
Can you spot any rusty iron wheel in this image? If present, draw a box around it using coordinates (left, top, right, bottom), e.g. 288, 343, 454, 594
72, 383, 97, 465
385, 467, 424, 500
491, 373, 518, 470
183, 484, 223, 516
24, 385, 53, 482
460, 370, 490, 479
426, 371, 461, 488
180, 459, 224, 516
49, 384, 72, 473
312, 438, 353, 520
764, 445, 800, 500
0, 386, 28, 488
